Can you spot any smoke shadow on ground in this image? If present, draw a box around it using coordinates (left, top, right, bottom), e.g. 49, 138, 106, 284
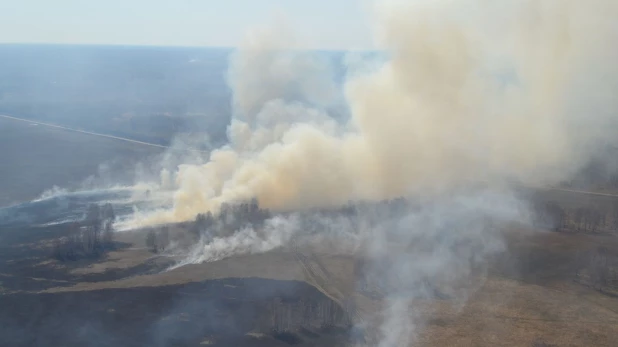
0, 278, 352, 347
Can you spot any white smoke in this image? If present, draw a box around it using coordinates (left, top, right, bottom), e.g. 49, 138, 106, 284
364, 191, 527, 346
35, 185, 69, 201
172, 215, 300, 267
122, 0, 618, 229
227, 20, 340, 120
165, 189, 528, 344
117, 0, 618, 344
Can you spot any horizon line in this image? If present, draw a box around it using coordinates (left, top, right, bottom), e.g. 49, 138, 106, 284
0, 42, 379, 54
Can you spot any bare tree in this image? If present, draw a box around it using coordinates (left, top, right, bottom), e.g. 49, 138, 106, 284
589, 248, 610, 291
574, 247, 616, 293
101, 204, 116, 249
574, 208, 585, 232
102, 220, 114, 249
545, 202, 566, 231
53, 204, 119, 262
158, 227, 170, 251
192, 212, 214, 238
146, 230, 158, 253
612, 201, 618, 233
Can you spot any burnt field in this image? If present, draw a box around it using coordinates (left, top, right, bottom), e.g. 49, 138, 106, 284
2, 193, 618, 346
0, 117, 163, 207
2, 217, 618, 346
1, 120, 618, 346
0, 278, 351, 347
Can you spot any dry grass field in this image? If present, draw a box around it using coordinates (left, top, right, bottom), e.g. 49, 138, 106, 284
2, 221, 618, 346
2, 120, 618, 346
0, 117, 162, 207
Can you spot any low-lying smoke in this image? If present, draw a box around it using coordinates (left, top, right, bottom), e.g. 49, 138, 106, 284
117, 0, 617, 345
172, 215, 300, 267
171, 190, 528, 345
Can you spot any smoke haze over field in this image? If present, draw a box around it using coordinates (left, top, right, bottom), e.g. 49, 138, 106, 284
120, 0, 618, 228
3, 1, 617, 346
115, 1, 618, 344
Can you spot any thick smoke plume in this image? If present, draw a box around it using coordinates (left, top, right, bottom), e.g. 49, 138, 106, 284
116, 0, 617, 344
123, 0, 618, 229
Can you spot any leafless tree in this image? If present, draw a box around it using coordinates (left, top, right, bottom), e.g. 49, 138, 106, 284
158, 227, 170, 251
611, 201, 618, 233
53, 203, 118, 261
146, 229, 158, 253
539, 201, 566, 231
574, 247, 618, 293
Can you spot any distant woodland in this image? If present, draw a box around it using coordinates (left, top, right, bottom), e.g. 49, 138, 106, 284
0, 45, 232, 147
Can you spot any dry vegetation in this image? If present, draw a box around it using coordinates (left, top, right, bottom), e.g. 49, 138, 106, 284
3, 204, 618, 346
3, 122, 618, 346
0, 117, 163, 207
3, 192, 618, 346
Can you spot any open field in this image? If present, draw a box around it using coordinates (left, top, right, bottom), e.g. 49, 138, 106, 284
0, 117, 163, 207
2, 118, 618, 346
2, 221, 618, 346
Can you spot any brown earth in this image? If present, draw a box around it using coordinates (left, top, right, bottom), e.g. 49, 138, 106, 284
2, 120, 618, 346
2, 220, 618, 346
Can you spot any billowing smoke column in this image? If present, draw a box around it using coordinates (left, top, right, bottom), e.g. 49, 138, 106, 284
122, 0, 617, 345
124, 0, 618, 229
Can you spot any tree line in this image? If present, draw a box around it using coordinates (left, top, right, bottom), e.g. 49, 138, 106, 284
534, 200, 618, 234
186, 196, 410, 242
190, 198, 271, 240
53, 203, 116, 261
269, 297, 351, 335
144, 198, 272, 253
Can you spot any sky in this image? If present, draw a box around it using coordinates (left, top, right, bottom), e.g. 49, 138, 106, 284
0, 0, 374, 50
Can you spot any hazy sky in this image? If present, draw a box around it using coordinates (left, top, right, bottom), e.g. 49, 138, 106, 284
0, 0, 374, 50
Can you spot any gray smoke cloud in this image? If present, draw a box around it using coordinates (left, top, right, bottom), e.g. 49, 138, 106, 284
121, 0, 618, 229
116, 0, 618, 344
363, 191, 527, 346
168, 189, 529, 345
